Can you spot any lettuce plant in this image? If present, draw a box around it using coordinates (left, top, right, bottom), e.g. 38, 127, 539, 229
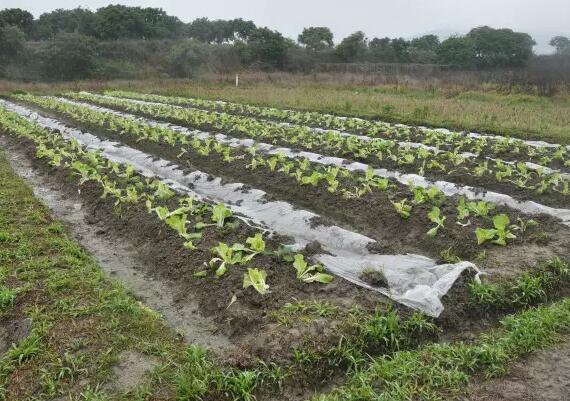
475, 214, 516, 246
292, 255, 333, 284
243, 268, 269, 294
392, 199, 412, 219
426, 207, 446, 237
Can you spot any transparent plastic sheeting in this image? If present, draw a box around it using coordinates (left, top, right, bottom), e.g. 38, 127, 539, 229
1, 99, 475, 317
58, 97, 570, 227
92, 93, 569, 179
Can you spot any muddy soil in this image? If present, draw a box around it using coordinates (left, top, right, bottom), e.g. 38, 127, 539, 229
466, 339, 570, 401
118, 95, 569, 172
26, 104, 569, 277
69, 97, 570, 208
0, 135, 389, 366
0, 136, 230, 350
2, 115, 570, 401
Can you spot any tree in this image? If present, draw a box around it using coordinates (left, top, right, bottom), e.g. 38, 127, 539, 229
95, 5, 182, 40
298, 27, 333, 52
245, 27, 288, 67
31, 8, 98, 40
0, 8, 33, 34
166, 39, 210, 77
0, 25, 25, 60
336, 31, 367, 62
40, 33, 99, 80
391, 38, 410, 62
437, 36, 475, 66
230, 19, 256, 41
369, 37, 396, 62
550, 36, 570, 55
467, 26, 535, 68
410, 34, 440, 51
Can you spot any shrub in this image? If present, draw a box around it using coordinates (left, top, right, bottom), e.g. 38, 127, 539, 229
40, 33, 99, 81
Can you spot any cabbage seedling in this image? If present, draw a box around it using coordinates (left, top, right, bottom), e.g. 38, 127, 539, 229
427, 207, 446, 237
293, 255, 333, 284
243, 268, 269, 294
475, 214, 516, 246
392, 199, 412, 219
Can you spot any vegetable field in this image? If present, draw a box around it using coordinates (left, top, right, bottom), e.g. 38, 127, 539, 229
0, 90, 569, 400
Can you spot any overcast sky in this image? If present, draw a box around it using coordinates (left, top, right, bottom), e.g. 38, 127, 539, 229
3, 0, 569, 53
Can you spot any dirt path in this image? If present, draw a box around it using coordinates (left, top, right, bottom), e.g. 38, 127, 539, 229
0, 137, 230, 349
467, 339, 570, 401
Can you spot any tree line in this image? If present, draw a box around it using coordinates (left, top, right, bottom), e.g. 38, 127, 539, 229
0, 5, 568, 81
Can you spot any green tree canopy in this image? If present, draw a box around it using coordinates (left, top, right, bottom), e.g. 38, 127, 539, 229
467, 26, 535, 68
368, 37, 396, 62
186, 18, 257, 43
550, 36, 570, 55
0, 25, 25, 59
0, 8, 33, 34
410, 34, 440, 52
31, 8, 98, 40
244, 27, 288, 67
298, 27, 334, 52
40, 33, 99, 80
391, 38, 410, 62
336, 31, 367, 62
437, 36, 475, 66
96, 5, 183, 40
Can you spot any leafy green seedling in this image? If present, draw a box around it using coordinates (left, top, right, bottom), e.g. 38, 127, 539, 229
243, 268, 269, 294
475, 214, 516, 246
292, 255, 333, 284
427, 207, 446, 237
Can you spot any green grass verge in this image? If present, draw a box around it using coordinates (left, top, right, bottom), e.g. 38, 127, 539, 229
313, 298, 570, 401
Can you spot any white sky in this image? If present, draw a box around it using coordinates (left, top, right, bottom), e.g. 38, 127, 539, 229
3, 0, 569, 53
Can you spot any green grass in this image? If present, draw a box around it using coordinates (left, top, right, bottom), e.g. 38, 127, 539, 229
470, 257, 570, 309
314, 298, 570, 401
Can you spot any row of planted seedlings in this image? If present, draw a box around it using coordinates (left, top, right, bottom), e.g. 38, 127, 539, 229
272, 255, 570, 397
102, 90, 570, 170
3, 106, 570, 400
13, 94, 560, 264
61, 92, 570, 209
0, 107, 335, 297
0, 106, 465, 397
11, 96, 570, 319
73, 91, 570, 181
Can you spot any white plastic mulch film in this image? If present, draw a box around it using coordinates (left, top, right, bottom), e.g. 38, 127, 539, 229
57, 96, 570, 227
2, 99, 488, 317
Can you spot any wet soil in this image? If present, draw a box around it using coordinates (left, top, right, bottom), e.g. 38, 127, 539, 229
71, 97, 570, 208
1, 136, 230, 349
101, 95, 570, 173
0, 135, 386, 364
2, 125, 569, 400
466, 339, 570, 401
26, 104, 569, 277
